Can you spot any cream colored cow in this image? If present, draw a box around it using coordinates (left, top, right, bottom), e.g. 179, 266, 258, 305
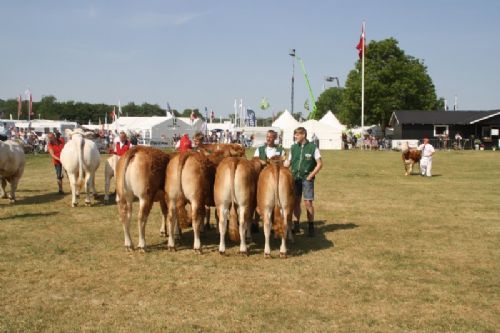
104, 154, 120, 202
0, 139, 25, 203
60, 128, 100, 207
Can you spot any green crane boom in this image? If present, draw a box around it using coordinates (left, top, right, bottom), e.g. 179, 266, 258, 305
296, 56, 317, 119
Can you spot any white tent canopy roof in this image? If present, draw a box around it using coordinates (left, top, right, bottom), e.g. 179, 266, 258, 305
272, 110, 300, 128
319, 111, 345, 130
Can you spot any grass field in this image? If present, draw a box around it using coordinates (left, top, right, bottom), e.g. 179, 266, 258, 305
1, 150, 499, 332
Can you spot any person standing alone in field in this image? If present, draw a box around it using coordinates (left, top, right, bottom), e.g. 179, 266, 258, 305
418, 137, 435, 177
284, 127, 323, 236
47, 132, 65, 194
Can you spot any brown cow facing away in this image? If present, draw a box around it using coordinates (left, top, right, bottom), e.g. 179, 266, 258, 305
401, 142, 422, 176
164, 150, 227, 253
257, 160, 295, 258
115, 146, 171, 252
214, 157, 265, 255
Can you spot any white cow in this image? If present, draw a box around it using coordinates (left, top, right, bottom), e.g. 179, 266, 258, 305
0, 139, 25, 203
60, 128, 100, 207
104, 154, 120, 202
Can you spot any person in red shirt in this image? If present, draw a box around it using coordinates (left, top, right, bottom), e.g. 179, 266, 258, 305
47, 132, 65, 194
176, 134, 192, 152
114, 131, 132, 157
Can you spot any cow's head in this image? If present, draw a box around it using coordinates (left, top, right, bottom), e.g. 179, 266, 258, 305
401, 141, 409, 153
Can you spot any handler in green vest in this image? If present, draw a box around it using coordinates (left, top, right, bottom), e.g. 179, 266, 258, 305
284, 127, 323, 236
253, 130, 284, 161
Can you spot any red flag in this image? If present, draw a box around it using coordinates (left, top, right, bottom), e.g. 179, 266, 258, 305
17, 95, 22, 118
356, 23, 365, 60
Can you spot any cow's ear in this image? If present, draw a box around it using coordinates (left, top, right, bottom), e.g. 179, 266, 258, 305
65, 129, 73, 137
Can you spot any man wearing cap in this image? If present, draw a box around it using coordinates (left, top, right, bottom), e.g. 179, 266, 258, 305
284, 127, 323, 236
47, 132, 65, 194
253, 130, 284, 161
115, 131, 132, 157
418, 137, 435, 177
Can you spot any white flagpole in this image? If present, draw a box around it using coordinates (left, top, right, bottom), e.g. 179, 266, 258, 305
234, 99, 237, 126
361, 21, 365, 129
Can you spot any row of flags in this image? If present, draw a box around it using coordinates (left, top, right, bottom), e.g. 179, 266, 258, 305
17, 90, 34, 119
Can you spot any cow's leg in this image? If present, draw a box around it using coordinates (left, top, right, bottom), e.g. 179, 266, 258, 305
68, 173, 78, 207
279, 208, 290, 258
218, 205, 229, 254
118, 198, 133, 251
137, 198, 153, 252
91, 172, 98, 199
0, 177, 7, 199
203, 206, 211, 231
159, 198, 168, 237
84, 172, 92, 206
263, 209, 272, 258
104, 167, 111, 201
8, 174, 20, 203
238, 206, 250, 255
191, 202, 203, 253
166, 202, 177, 250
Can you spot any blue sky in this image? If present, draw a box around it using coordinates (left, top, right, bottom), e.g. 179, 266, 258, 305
1, 0, 499, 118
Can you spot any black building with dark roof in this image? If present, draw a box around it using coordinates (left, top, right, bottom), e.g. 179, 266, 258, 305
389, 110, 500, 149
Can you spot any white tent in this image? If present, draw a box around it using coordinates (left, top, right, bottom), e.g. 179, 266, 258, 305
319, 111, 345, 131
301, 119, 343, 150
111, 116, 204, 146
272, 110, 300, 148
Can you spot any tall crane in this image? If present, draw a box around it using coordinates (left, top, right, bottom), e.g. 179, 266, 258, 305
296, 55, 318, 119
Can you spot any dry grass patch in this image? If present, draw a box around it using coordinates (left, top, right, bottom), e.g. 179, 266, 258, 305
0, 150, 499, 332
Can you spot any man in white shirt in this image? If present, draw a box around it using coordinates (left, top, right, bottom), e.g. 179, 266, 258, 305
418, 137, 435, 177
253, 130, 284, 161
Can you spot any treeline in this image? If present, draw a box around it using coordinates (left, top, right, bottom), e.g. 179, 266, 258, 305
0, 95, 207, 124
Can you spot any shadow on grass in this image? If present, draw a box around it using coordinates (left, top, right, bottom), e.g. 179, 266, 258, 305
143, 220, 358, 257
0, 211, 58, 221
13, 192, 65, 205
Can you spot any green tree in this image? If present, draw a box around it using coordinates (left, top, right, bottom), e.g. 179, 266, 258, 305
341, 38, 442, 127
314, 87, 345, 120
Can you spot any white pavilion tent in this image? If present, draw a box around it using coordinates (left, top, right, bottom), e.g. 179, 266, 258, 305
271, 110, 300, 148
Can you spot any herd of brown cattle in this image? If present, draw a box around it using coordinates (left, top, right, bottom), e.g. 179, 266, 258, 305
115, 143, 295, 258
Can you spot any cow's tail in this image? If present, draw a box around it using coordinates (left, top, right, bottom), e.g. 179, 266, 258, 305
272, 163, 284, 237
228, 158, 240, 242
76, 136, 85, 189
177, 152, 191, 229
119, 146, 139, 195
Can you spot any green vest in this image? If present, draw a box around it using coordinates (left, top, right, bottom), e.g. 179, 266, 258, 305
290, 141, 317, 180
258, 145, 284, 161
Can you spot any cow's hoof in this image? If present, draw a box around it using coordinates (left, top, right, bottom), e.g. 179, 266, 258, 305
93, 193, 98, 199
279, 252, 287, 259
8, 198, 16, 204
160, 231, 167, 237
85, 201, 91, 207
125, 246, 134, 252
264, 253, 271, 259
167, 246, 176, 252
194, 248, 202, 254
137, 247, 146, 254
219, 251, 225, 256
72, 202, 78, 207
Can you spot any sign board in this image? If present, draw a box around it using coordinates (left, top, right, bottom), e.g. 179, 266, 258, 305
491, 129, 499, 136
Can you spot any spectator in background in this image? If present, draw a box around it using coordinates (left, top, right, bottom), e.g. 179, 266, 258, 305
176, 134, 192, 152
115, 130, 132, 156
